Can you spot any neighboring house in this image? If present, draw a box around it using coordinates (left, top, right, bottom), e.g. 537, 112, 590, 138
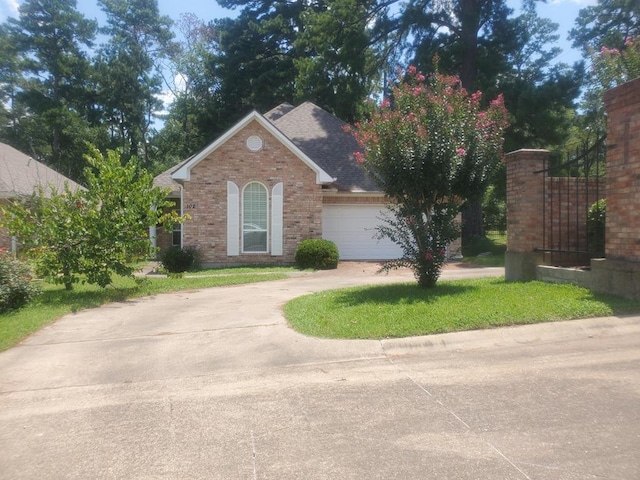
0, 142, 83, 251
154, 102, 460, 265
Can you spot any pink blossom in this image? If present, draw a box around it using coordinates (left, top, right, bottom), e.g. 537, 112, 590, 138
600, 46, 620, 55
456, 148, 466, 157
407, 65, 417, 76
490, 93, 505, 107
416, 74, 425, 82
425, 252, 434, 261
353, 151, 366, 165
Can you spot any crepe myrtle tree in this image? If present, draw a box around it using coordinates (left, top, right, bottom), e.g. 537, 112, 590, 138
349, 66, 508, 287
2, 146, 185, 290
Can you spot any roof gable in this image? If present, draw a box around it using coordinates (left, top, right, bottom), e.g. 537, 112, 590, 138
0, 143, 82, 198
172, 111, 335, 184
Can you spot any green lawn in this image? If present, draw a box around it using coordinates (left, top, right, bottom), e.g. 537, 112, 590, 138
284, 277, 640, 339
0, 269, 288, 352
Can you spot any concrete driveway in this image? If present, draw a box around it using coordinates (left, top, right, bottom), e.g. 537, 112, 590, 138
0, 264, 639, 479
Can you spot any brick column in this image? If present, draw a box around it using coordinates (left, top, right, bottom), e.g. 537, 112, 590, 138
603, 77, 640, 263
504, 149, 548, 281
590, 77, 640, 300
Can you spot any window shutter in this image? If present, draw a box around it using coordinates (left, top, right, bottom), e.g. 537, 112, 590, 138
271, 182, 284, 256
227, 181, 240, 256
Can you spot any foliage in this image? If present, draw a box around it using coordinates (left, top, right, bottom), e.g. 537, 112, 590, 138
1, 146, 184, 290
295, 239, 339, 270
590, 37, 640, 90
0, 249, 41, 313
2, 0, 99, 182
160, 246, 200, 274
482, 184, 506, 233
570, 0, 640, 55
350, 66, 509, 287
293, 0, 378, 122
587, 199, 606, 256
95, 0, 175, 167
570, 0, 640, 131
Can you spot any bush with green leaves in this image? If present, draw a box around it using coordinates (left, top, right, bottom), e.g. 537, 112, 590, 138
1, 146, 186, 290
295, 239, 339, 270
160, 246, 200, 273
0, 249, 41, 314
587, 199, 606, 255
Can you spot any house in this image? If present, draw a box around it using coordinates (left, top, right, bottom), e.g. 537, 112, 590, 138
0, 143, 83, 251
153, 102, 459, 266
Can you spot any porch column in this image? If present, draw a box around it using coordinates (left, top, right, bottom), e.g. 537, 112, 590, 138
504, 149, 549, 281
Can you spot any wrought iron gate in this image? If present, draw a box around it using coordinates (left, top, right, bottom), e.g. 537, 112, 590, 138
535, 136, 607, 267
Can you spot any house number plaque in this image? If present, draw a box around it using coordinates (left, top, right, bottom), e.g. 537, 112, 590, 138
185, 203, 197, 209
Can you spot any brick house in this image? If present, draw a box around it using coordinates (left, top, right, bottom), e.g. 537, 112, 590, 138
0, 142, 82, 251
154, 102, 459, 266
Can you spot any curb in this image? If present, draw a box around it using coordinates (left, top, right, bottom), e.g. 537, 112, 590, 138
381, 315, 640, 355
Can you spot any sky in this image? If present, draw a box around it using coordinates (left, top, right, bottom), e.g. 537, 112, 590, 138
0, 0, 598, 66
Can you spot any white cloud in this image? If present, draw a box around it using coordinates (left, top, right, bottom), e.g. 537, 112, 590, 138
0, 0, 20, 21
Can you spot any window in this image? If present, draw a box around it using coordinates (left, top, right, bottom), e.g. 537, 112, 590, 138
172, 223, 182, 247
242, 182, 268, 252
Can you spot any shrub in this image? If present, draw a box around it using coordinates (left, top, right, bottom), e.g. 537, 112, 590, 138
587, 199, 606, 255
295, 239, 339, 270
0, 249, 41, 314
160, 246, 200, 273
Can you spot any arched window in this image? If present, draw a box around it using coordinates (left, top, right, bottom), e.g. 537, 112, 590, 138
242, 182, 268, 252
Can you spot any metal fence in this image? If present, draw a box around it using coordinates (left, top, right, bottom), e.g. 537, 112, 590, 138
535, 135, 607, 267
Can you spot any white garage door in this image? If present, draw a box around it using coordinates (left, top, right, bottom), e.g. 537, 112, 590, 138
322, 205, 404, 260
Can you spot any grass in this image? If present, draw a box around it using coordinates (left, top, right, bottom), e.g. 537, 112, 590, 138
0, 269, 288, 352
284, 277, 640, 339
461, 232, 507, 267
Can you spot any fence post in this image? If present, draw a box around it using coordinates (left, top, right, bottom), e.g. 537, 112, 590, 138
504, 149, 549, 281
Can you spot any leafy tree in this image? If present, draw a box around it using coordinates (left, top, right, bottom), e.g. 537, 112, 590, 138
570, 0, 640, 134
350, 66, 509, 287
570, 0, 640, 54
1, 146, 184, 290
1, 0, 98, 181
213, 0, 378, 125
153, 14, 224, 169
95, 0, 174, 167
212, 2, 301, 124
294, 0, 379, 122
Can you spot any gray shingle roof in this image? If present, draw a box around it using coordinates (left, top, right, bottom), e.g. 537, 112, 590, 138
155, 101, 378, 193
0, 143, 82, 198
268, 102, 378, 192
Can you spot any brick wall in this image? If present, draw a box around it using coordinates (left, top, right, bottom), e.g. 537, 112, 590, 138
505, 149, 548, 253
181, 120, 323, 266
603, 77, 640, 263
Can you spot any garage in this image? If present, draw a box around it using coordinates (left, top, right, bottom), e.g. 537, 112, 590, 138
322, 204, 404, 260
